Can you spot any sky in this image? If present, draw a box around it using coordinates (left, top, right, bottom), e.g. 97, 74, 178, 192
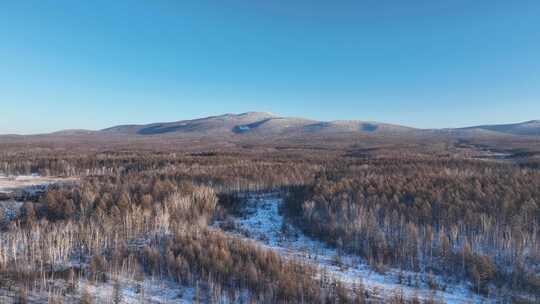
1, 0, 539, 134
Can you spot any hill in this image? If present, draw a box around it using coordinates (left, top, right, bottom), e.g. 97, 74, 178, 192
1, 113, 540, 155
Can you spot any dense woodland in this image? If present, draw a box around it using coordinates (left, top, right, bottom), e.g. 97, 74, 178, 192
0, 149, 538, 303
284, 158, 540, 299
0, 151, 364, 303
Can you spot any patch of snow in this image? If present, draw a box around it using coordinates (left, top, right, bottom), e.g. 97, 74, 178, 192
0, 276, 198, 304
80, 274, 253, 304
0, 175, 77, 199
82, 277, 195, 304
0, 200, 23, 220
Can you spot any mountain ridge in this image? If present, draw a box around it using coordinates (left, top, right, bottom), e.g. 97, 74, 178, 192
2, 112, 539, 139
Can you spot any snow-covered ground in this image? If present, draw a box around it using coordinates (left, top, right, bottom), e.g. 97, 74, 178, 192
81, 277, 196, 304
0, 270, 256, 304
0, 277, 197, 304
0, 174, 77, 222
0, 174, 76, 194
0, 200, 23, 220
84, 277, 252, 304
216, 192, 491, 304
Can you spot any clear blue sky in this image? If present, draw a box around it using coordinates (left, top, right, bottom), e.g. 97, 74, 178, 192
1, 1, 539, 134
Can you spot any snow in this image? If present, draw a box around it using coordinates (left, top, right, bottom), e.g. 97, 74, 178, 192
233, 125, 252, 133
81, 275, 254, 304
0, 174, 77, 202
0, 175, 47, 192
0, 200, 23, 220
215, 192, 492, 304
0, 277, 198, 304
81, 277, 195, 304
0, 186, 499, 303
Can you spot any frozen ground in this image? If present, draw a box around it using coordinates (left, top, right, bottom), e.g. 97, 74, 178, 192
0, 276, 197, 304
0, 200, 23, 220
81, 277, 196, 304
0, 174, 76, 194
0, 271, 255, 303
0, 174, 76, 222
216, 192, 491, 304
85, 277, 251, 304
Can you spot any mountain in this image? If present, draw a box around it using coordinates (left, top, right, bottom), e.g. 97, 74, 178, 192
460, 120, 540, 136
50, 129, 97, 136
1, 112, 539, 153
99, 112, 420, 137
99, 113, 540, 138
101, 112, 295, 136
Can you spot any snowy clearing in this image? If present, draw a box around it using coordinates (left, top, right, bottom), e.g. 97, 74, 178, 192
216, 192, 491, 304
0, 174, 77, 199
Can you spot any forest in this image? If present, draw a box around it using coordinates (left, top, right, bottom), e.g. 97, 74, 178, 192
0, 148, 538, 303
284, 158, 540, 298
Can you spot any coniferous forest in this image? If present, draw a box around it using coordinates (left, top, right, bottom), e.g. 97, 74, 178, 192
0, 146, 538, 303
